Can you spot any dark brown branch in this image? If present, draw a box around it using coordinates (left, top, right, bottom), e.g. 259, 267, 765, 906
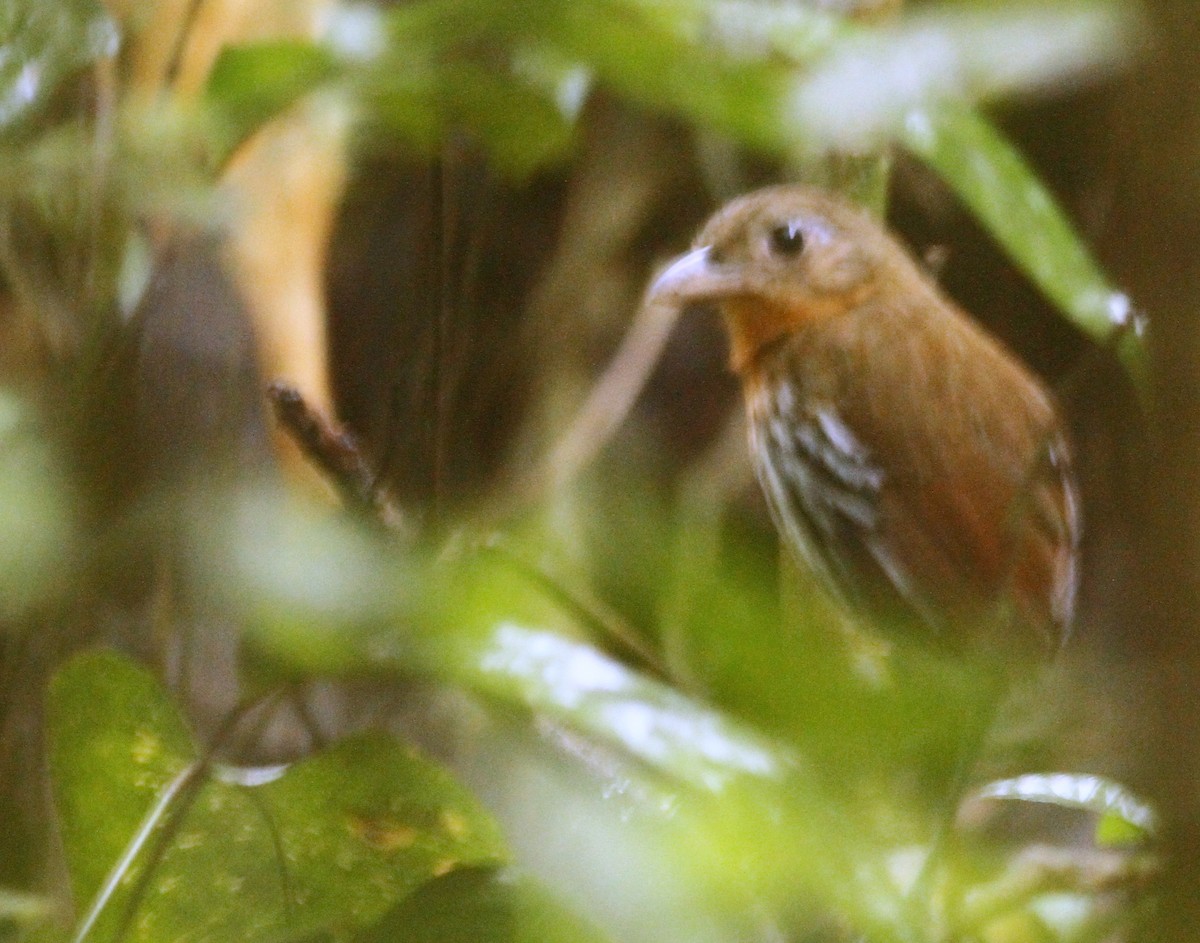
266, 381, 406, 531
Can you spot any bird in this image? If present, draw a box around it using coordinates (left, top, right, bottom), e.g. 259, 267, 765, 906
649, 185, 1081, 670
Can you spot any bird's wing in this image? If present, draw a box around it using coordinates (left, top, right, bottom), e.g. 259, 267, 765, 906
754, 366, 1078, 651
763, 302, 1083, 652
753, 389, 929, 628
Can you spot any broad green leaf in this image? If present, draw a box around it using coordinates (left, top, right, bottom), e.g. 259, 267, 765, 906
901, 104, 1146, 386
48, 651, 507, 943
240, 559, 915, 935
458, 622, 794, 792
0, 0, 119, 138
47, 651, 196, 908
972, 772, 1157, 846
383, 0, 507, 55
358, 869, 613, 943
253, 733, 508, 931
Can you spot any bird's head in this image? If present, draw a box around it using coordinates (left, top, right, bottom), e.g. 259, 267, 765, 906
650, 186, 909, 372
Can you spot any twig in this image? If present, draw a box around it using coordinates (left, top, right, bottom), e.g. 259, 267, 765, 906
542, 288, 686, 493
266, 381, 407, 531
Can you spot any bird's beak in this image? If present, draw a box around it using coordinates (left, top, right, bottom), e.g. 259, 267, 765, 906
648, 245, 740, 304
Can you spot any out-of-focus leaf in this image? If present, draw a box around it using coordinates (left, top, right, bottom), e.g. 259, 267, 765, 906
377, 0, 780, 165
973, 773, 1157, 846
242, 556, 918, 937
0, 391, 75, 621
440, 65, 575, 177
789, 3, 1131, 153
543, 1, 789, 152
0, 0, 119, 138
0, 887, 53, 925
189, 484, 429, 677
901, 103, 1147, 386
358, 868, 612, 943
383, 0, 503, 55
48, 652, 507, 942
702, 0, 845, 62
458, 622, 793, 792
251, 733, 509, 932
205, 40, 340, 161
431, 622, 921, 942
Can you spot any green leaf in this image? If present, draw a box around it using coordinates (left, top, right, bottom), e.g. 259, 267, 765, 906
189, 485, 430, 678
972, 772, 1157, 846
789, 3, 1131, 154
901, 104, 1147, 387
47, 651, 507, 942
436, 623, 921, 942
0, 0, 119, 138
1095, 810, 1149, 849
358, 869, 612, 943
455, 622, 795, 792
205, 40, 340, 160
47, 651, 196, 909
547, 1, 789, 151
252, 733, 508, 932
440, 64, 575, 178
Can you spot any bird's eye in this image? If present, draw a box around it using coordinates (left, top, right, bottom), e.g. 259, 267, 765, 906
769, 221, 806, 257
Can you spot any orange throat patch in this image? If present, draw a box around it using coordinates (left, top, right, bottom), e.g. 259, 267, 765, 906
722, 284, 875, 376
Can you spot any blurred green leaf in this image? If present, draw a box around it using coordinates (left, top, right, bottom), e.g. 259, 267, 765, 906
240, 548, 922, 936
207, 6, 576, 176
0, 0, 119, 138
456, 622, 795, 791
189, 484, 430, 678
373, 0, 793, 152
48, 651, 507, 942
1096, 810, 1149, 849
358, 868, 612, 943
790, 2, 1131, 153
455, 624, 942, 941
0, 391, 75, 621
0, 887, 53, 926
973, 773, 1158, 846
901, 103, 1146, 386
542, 0, 789, 151
205, 40, 340, 161
383, 0, 502, 55
439, 64, 575, 177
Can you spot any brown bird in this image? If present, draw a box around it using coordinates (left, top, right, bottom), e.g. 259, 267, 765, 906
650, 185, 1080, 668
